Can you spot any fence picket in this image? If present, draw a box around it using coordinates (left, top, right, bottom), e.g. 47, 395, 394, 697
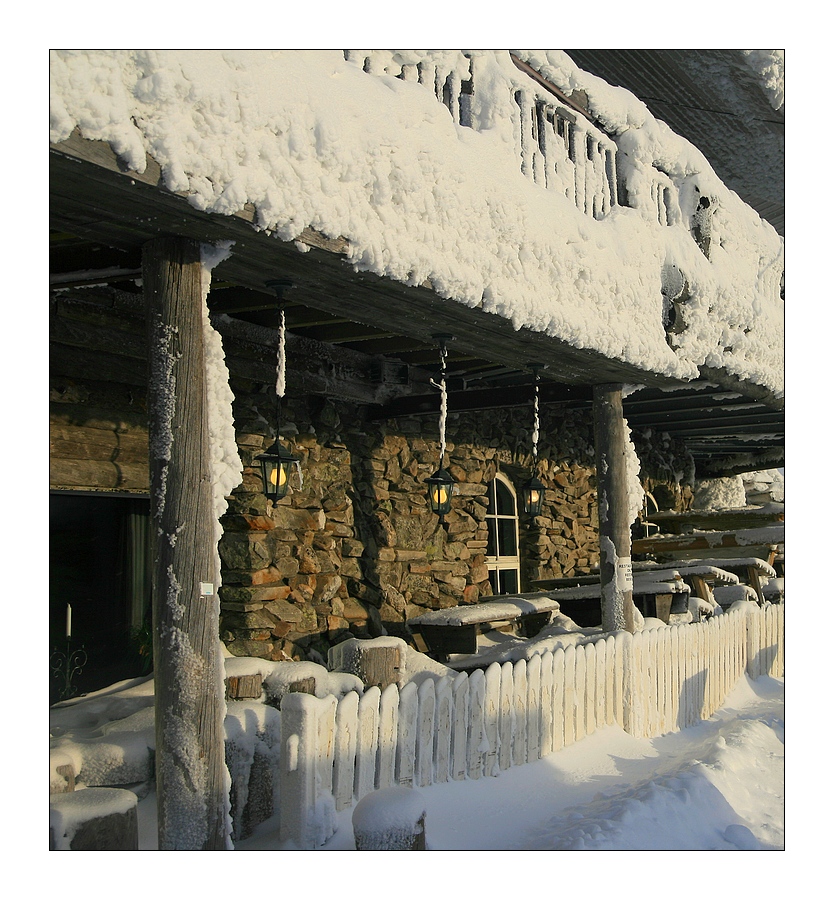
513, 659, 528, 766
316, 694, 338, 798
551, 648, 565, 751
595, 637, 608, 727
332, 691, 359, 811
483, 663, 502, 776
563, 645, 576, 745
584, 641, 596, 737
416, 679, 436, 787
613, 633, 626, 729
376, 684, 399, 790
467, 669, 486, 780
575, 644, 588, 741
434, 676, 453, 784
527, 655, 542, 762
355, 687, 381, 801
451, 672, 470, 781
498, 661, 514, 770
540, 650, 554, 756
396, 682, 418, 787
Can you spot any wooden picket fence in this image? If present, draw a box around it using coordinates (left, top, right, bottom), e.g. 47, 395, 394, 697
242, 603, 783, 847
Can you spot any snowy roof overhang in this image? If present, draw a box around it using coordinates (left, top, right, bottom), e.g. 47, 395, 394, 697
49, 50, 784, 476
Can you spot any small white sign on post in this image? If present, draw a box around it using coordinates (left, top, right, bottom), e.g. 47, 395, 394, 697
616, 558, 633, 592
199, 582, 214, 597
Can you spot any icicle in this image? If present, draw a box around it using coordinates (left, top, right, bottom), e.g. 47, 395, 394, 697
276, 308, 286, 400
429, 339, 449, 465
532, 370, 540, 465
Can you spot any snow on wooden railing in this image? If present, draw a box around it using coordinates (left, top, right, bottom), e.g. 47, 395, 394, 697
344, 50, 617, 221
269, 604, 782, 848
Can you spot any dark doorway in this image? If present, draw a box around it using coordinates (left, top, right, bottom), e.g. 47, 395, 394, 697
50, 493, 152, 704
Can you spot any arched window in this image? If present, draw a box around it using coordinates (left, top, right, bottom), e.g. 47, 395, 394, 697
485, 474, 521, 595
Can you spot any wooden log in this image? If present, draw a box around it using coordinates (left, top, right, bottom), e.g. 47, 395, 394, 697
592, 384, 636, 633
225, 674, 263, 700
352, 787, 427, 851
144, 235, 228, 851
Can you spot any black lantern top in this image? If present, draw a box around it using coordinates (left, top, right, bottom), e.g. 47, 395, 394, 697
426, 467, 455, 520
521, 474, 545, 517
256, 440, 299, 502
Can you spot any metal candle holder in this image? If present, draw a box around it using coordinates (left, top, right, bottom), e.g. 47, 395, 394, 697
50, 637, 87, 702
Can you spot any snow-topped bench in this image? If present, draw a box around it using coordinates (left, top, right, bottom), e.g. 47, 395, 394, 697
408, 593, 560, 662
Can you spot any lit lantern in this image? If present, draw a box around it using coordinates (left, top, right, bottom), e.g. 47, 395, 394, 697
521, 474, 545, 517
256, 441, 299, 502
426, 467, 455, 520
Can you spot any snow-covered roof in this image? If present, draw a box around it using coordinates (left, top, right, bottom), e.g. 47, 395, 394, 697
49, 50, 784, 396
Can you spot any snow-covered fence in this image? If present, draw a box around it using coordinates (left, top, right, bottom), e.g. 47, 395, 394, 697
270, 604, 782, 847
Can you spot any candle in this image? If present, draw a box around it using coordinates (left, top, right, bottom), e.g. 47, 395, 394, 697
66, 603, 72, 639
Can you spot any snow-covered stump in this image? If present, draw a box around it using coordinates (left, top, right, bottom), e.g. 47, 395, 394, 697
328, 637, 405, 691
396, 683, 418, 787
451, 673, 470, 781
352, 787, 427, 851
50, 787, 138, 851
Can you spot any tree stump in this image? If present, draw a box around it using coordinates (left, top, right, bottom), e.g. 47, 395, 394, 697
50, 787, 139, 850
352, 787, 427, 850
328, 637, 404, 690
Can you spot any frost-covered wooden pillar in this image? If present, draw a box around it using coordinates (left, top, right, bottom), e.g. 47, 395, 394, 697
592, 384, 637, 634
144, 235, 228, 851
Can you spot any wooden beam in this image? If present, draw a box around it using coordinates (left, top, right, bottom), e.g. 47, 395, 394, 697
144, 235, 228, 851
592, 384, 636, 633
370, 381, 593, 419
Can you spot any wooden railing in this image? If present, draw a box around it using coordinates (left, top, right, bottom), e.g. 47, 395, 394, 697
225, 603, 783, 847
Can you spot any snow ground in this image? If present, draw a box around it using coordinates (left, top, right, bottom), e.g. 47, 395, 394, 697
129, 674, 783, 854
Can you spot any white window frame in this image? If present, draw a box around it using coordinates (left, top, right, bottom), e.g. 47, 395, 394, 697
485, 472, 521, 595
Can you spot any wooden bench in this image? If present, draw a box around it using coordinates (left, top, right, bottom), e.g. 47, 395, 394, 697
533, 574, 691, 625
408, 593, 561, 662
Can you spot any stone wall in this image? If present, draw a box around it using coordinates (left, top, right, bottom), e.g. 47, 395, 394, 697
219, 389, 604, 662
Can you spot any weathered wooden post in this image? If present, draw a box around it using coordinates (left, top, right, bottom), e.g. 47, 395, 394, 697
592, 383, 637, 634
144, 235, 229, 850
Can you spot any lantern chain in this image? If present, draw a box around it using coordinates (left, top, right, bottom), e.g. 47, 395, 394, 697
532, 368, 540, 466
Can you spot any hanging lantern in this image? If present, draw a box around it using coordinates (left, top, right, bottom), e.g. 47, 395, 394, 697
521, 474, 545, 517
427, 467, 455, 520
427, 334, 457, 521
257, 440, 299, 502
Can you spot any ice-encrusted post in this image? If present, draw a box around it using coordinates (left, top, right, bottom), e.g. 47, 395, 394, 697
592, 384, 637, 634
144, 236, 228, 850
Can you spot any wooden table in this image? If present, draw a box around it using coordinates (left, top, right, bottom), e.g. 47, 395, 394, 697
671, 557, 776, 605
408, 593, 561, 662
532, 577, 691, 626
